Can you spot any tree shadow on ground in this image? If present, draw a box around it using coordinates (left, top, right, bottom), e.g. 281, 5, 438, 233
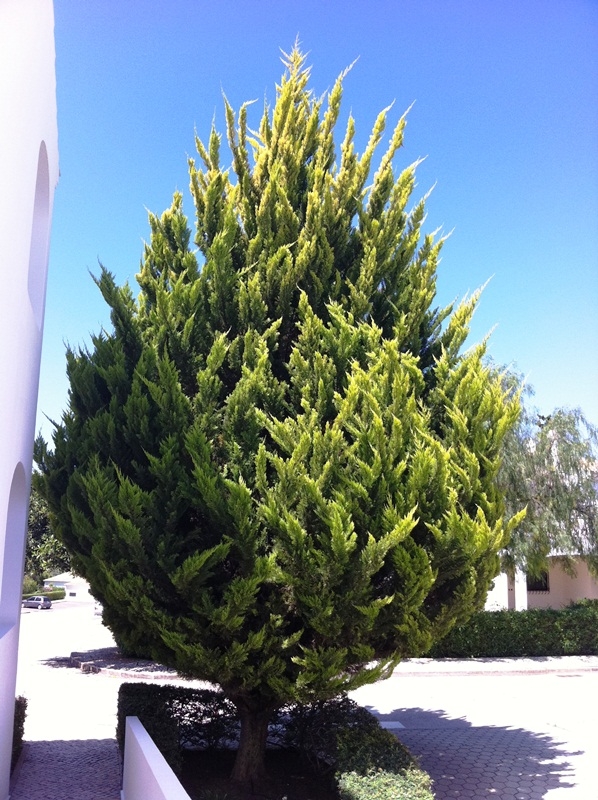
41, 646, 178, 676
368, 706, 582, 799
41, 646, 123, 669
10, 738, 121, 800
40, 654, 73, 668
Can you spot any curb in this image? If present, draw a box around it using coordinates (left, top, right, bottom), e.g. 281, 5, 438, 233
394, 655, 598, 677
69, 650, 598, 681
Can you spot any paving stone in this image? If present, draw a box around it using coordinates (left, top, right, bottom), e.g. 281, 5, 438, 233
11, 740, 120, 800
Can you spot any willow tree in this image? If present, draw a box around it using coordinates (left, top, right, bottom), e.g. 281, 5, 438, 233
498, 390, 598, 579
35, 47, 520, 782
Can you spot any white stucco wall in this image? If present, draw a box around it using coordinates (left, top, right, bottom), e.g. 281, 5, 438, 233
484, 571, 509, 611
486, 559, 598, 613
527, 558, 598, 610
484, 569, 528, 611
0, 1, 58, 796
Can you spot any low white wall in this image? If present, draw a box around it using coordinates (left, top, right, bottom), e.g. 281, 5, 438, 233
121, 716, 191, 800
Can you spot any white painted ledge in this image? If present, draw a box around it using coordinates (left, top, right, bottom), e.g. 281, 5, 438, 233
121, 716, 191, 800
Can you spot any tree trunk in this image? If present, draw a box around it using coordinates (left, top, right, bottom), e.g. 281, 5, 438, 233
230, 704, 273, 784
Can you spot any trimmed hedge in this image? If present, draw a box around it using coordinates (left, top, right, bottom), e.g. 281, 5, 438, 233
333, 708, 433, 800
116, 685, 433, 799
428, 600, 598, 658
338, 767, 434, 800
117, 684, 237, 774
21, 589, 66, 601
12, 696, 27, 773
42, 589, 66, 601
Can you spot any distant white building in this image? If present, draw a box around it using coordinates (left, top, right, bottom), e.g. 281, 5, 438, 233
0, 1, 58, 796
485, 557, 598, 611
524, 557, 598, 609
43, 572, 94, 603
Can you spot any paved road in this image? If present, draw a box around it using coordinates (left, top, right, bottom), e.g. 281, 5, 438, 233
12, 601, 598, 799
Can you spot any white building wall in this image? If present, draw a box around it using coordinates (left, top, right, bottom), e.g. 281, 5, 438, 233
484, 571, 509, 611
0, 1, 58, 796
484, 569, 528, 611
486, 559, 598, 613
527, 558, 598, 610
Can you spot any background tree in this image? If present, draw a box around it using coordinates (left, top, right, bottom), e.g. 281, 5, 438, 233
497, 376, 598, 578
35, 47, 520, 782
24, 485, 71, 588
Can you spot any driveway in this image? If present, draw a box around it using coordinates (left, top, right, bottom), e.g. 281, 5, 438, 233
13, 602, 598, 799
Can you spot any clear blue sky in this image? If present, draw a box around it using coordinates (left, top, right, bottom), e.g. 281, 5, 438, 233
37, 0, 598, 441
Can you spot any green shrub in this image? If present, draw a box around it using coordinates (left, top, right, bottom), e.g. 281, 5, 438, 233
117, 684, 182, 774
116, 686, 433, 799
280, 696, 376, 770
43, 589, 66, 601
338, 768, 434, 800
22, 575, 39, 595
336, 720, 413, 775
21, 588, 66, 601
117, 683, 238, 774
281, 696, 413, 775
428, 603, 598, 658
12, 696, 27, 773
332, 705, 433, 800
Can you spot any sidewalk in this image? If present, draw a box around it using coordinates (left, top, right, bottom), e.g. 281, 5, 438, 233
394, 653, 598, 676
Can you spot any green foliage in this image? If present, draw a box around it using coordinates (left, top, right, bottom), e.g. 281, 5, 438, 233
495, 374, 598, 578
39, 589, 66, 601
117, 685, 433, 799
12, 696, 27, 773
36, 45, 519, 780
281, 695, 385, 771
25, 486, 71, 585
287, 696, 433, 800
428, 601, 598, 657
117, 683, 239, 766
336, 721, 413, 775
118, 684, 192, 774
22, 575, 39, 595
337, 768, 434, 800
281, 695, 411, 776
21, 588, 65, 601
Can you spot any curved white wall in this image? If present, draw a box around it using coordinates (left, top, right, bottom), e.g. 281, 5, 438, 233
0, 465, 28, 624
0, 1, 58, 797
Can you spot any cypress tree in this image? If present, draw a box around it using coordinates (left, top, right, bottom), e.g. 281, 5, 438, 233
35, 47, 520, 782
